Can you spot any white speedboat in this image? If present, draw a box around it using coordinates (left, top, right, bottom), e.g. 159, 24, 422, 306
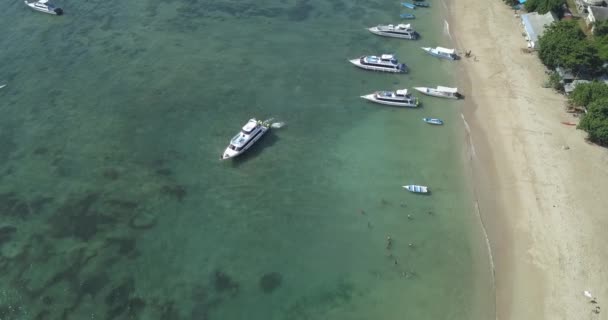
403, 185, 429, 193
423, 117, 444, 125
421, 47, 458, 60
368, 24, 419, 40
24, 0, 63, 15
349, 54, 408, 73
221, 118, 270, 160
413, 86, 461, 99
361, 89, 419, 107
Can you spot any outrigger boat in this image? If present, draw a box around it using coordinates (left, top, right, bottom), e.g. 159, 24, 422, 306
403, 185, 429, 194
400, 13, 415, 19
423, 117, 444, 125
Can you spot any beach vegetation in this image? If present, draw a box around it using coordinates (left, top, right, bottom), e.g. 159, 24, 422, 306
569, 81, 608, 106
524, 0, 564, 15
539, 20, 600, 73
593, 20, 608, 37
578, 98, 608, 145
548, 71, 563, 90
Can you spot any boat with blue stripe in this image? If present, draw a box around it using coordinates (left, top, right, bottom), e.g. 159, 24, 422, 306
400, 13, 415, 19
401, 2, 416, 9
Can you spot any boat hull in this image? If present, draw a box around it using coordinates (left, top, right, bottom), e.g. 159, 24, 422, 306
368, 27, 418, 40
361, 94, 418, 107
221, 127, 269, 160
349, 59, 407, 73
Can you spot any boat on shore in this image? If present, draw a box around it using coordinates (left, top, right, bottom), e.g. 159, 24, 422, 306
423, 117, 444, 125
361, 89, 419, 107
368, 24, 419, 40
421, 47, 459, 60
221, 118, 270, 160
403, 185, 429, 194
400, 13, 415, 19
24, 0, 63, 15
401, 2, 416, 9
349, 54, 408, 73
413, 86, 462, 99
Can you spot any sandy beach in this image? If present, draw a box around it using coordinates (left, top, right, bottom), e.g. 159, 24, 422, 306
447, 0, 608, 319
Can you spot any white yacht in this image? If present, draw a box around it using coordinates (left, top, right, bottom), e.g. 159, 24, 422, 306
349, 54, 408, 73
24, 0, 63, 15
361, 89, 419, 107
421, 47, 458, 60
368, 24, 419, 40
413, 86, 461, 99
221, 118, 270, 160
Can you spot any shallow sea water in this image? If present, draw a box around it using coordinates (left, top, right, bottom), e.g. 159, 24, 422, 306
0, 0, 494, 319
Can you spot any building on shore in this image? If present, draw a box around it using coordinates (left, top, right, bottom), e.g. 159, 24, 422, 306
520, 12, 557, 49
586, 6, 608, 33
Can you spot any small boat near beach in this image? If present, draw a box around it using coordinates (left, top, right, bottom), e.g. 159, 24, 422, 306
221, 118, 270, 160
413, 86, 462, 99
414, 2, 430, 7
361, 89, 419, 107
401, 2, 416, 9
403, 185, 429, 194
400, 13, 415, 19
349, 54, 408, 73
24, 0, 63, 15
423, 117, 443, 125
421, 47, 459, 60
368, 24, 419, 40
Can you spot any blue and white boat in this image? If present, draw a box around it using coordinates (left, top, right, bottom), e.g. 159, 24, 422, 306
421, 47, 459, 60
403, 185, 429, 194
400, 13, 415, 19
401, 2, 416, 9
368, 24, 419, 40
361, 89, 419, 107
349, 54, 408, 73
413, 1, 430, 7
221, 118, 270, 160
423, 117, 444, 125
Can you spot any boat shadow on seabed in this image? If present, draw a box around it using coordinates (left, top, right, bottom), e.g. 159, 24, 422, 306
228, 132, 280, 168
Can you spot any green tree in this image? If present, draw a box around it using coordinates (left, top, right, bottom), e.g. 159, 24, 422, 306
593, 35, 608, 62
525, 0, 564, 15
578, 98, 608, 145
569, 82, 608, 106
538, 21, 599, 73
594, 20, 608, 36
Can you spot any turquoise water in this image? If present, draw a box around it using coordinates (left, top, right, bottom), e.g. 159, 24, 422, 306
0, 0, 494, 319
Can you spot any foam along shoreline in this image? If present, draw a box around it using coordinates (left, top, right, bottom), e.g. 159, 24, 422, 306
448, 0, 608, 319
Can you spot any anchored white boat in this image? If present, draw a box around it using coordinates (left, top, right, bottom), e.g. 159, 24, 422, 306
221, 118, 270, 160
349, 54, 408, 73
413, 86, 461, 99
24, 0, 63, 15
423, 117, 443, 125
421, 47, 458, 60
361, 89, 419, 107
368, 24, 419, 40
403, 185, 429, 194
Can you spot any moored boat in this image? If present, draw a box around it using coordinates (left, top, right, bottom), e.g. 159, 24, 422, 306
423, 117, 444, 125
403, 185, 429, 194
24, 0, 63, 15
413, 86, 461, 99
221, 118, 270, 160
400, 13, 415, 19
421, 47, 459, 60
361, 89, 419, 107
349, 54, 408, 73
401, 2, 416, 9
413, 1, 430, 7
368, 24, 419, 40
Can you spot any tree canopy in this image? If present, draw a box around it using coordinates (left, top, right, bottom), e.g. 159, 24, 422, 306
570, 82, 608, 106
578, 98, 608, 145
524, 0, 564, 15
538, 21, 599, 73
594, 20, 608, 37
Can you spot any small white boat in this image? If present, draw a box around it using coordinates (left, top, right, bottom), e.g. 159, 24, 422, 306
24, 0, 63, 15
361, 89, 419, 107
413, 86, 461, 99
421, 47, 458, 60
0, 84, 6, 89
368, 24, 419, 40
423, 117, 443, 125
221, 118, 270, 160
349, 54, 408, 73
403, 185, 429, 193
